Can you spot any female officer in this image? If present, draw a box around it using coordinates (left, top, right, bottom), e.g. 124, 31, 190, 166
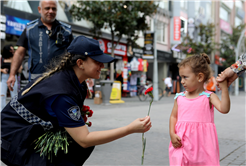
1, 36, 152, 166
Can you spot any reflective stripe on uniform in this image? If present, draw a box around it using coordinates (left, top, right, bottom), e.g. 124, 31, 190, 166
10, 96, 53, 131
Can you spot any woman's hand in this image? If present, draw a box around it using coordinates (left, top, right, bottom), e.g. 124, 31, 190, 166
127, 116, 152, 134
1, 68, 8, 74
216, 67, 238, 88
170, 133, 182, 148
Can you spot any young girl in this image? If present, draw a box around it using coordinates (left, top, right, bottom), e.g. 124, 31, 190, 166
169, 53, 230, 165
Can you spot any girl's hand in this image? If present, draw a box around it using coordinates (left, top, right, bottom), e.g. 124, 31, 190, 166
128, 116, 152, 133
170, 133, 182, 148
218, 80, 228, 90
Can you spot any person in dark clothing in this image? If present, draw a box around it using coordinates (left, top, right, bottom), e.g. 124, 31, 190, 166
1, 44, 22, 110
1, 36, 152, 166
7, 0, 73, 91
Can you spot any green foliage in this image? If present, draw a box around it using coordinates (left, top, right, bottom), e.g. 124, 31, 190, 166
70, 1, 158, 45
219, 23, 246, 67
180, 23, 216, 56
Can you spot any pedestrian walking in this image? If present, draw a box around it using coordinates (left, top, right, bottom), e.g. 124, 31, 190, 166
1, 36, 152, 166
7, 0, 73, 91
163, 75, 172, 97
169, 53, 230, 165
1, 44, 22, 111
216, 53, 246, 87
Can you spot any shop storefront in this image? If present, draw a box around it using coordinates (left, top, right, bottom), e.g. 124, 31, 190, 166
127, 47, 148, 97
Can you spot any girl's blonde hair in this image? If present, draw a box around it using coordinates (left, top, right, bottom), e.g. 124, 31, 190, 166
178, 53, 211, 83
21, 52, 92, 98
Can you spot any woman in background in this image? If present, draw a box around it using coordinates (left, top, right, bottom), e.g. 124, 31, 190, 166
1, 44, 22, 110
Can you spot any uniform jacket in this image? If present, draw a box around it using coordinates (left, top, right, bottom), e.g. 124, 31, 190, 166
1, 68, 94, 166
26, 18, 72, 75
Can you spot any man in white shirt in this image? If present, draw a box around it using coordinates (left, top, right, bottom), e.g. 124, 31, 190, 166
163, 75, 172, 97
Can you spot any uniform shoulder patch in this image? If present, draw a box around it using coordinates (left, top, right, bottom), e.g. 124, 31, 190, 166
67, 106, 81, 121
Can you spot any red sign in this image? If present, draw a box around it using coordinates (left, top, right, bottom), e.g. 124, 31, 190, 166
97, 38, 127, 56
173, 17, 181, 41
220, 19, 232, 34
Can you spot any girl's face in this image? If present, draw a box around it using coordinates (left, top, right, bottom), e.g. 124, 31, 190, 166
83, 57, 104, 79
179, 65, 200, 92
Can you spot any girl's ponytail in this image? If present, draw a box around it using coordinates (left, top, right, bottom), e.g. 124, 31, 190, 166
200, 53, 210, 64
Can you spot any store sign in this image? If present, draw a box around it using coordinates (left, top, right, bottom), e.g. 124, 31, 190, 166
133, 48, 143, 57
5, 15, 30, 36
220, 19, 232, 34
143, 32, 154, 59
173, 17, 181, 41
97, 38, 127, 56
127, 46, 143, 57
157, 50, 173, 62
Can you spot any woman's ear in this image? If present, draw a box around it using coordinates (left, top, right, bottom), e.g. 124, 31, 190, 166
197, 72, 205, 82
76, 59, 84, 69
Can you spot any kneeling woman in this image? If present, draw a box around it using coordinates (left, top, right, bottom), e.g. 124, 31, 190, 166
1, 36, 152, 166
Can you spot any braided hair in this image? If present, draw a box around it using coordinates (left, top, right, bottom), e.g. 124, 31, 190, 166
21, 52, 92, 97
178, 53, 212, 83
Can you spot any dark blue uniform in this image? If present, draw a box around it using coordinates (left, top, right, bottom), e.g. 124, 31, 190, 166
17, 18, 73, 80
1, 69, 94, 166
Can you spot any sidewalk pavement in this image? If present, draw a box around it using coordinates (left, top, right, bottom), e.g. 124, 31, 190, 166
1, 92, 245, 166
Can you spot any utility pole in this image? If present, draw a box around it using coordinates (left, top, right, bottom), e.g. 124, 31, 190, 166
153, 17, 159, 101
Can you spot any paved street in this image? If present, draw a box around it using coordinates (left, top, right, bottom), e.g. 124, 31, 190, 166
1, 92, 245, 166
82, 92, 245, 166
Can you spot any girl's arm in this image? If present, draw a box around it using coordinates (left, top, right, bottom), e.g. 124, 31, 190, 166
169, 99, 178, 136
210, 80, 230, 114
65, 116, 151, 148
169, 99, 182, 148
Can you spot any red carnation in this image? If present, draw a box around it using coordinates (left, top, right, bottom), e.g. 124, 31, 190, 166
86, 121, 92, 127
144, 87, 153, 95
87, 110, 93, 117
82, 105, 90, 112
82, 115, 87, 123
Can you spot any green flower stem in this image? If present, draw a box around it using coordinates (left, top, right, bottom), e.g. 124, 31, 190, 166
141, 91, 153, 165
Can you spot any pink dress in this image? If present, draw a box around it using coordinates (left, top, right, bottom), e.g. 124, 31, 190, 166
169, 91, 220, 166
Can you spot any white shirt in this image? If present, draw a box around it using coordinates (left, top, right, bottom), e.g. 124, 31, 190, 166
164, 77, 172, 87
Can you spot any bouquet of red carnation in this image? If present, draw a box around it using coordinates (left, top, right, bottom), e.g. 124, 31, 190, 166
34, 105, 93, 161
81, 105, 93, 127
141, 87, 153, 165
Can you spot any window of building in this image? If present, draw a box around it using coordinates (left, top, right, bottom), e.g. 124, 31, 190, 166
235, 17, 242, 27
156, 21, 166, 43
156, 1, 169, 10
180, 0, 188, 10
180, 17, 187, 36
220, 7, 230, 22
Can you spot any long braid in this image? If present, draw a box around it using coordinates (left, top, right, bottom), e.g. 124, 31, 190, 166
21, 53, 73, 95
